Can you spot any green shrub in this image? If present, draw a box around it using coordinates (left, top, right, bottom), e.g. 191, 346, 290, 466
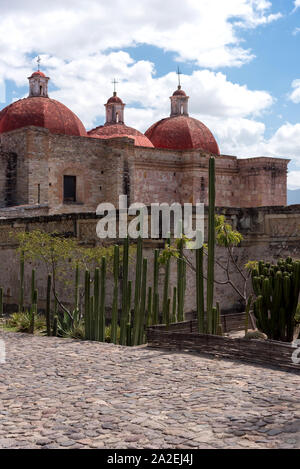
6, 311, 45, 333
105, 325, 121, 343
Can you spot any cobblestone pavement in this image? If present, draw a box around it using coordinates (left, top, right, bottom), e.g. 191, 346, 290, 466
0, 331, 299, 449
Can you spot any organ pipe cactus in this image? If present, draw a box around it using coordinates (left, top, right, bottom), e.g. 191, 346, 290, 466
139, 258, 148, 344
251, 257, 300, 341
177, 256, 185, 322
147, 286, 152, 326
74, 264, 80, 313
126, 280, 132, 346
31, 269, 36, 305
29, 288, 38, 334
196, 244, 205, 333
133, 237, 143, 346
172, 286, 177, 323
206, 157, 215, 334
84, 269, 90, 340
120, 237, 129, 345
111, 245, 119, 344
162, 237, 171, 325
19, 251, 24, 312
0, 287, 3, 317
46, 274, 52, 336
94, 268, 100, 341
152, 249, 159, 325
99, 257, 106, 342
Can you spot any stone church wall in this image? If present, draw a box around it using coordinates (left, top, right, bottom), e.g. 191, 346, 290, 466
0, 205, 299, 315
0, 127, 289, 215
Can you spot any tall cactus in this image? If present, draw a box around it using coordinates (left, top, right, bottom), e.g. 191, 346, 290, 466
133, 237, 143, 346
94, 267, 100, 341
196, 244, 205, 333
139, 258, 148, 344
111, 245, 119, 344
166, 298, 171, 329
46, 274, 52, 336
162, 237, 171, 325
152, 249, 159, 325
206, 157, 216, 334
0, 287, 3, 318
84, 269, 90, 340
31, 268, 36, 305
171, 286, 177, 323
52, 297, 58, 337
120, 237, 129, 345
177, 256, 185, 322
244, 295, 252, 335
252, 258, 300, 341
29, 288, 38, 334
19, 251, 24, 313
99, 256, 106, 342
147, 286, 152, 326
126, 280, 132, 346
74, 264, 80, 313
90, 295, 95, 340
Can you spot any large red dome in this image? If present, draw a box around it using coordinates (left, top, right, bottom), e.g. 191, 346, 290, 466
0, 97, 87, 137
145, 115, 220, 154
88, 123, 154, 148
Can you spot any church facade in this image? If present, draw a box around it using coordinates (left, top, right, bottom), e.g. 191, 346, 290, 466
0, 68, 289, 218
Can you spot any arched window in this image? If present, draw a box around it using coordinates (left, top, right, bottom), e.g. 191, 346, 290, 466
180, 104, 184, 115
116, 112, 119, 123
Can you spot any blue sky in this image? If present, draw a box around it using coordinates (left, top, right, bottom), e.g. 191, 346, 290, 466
0, 0, 300, 191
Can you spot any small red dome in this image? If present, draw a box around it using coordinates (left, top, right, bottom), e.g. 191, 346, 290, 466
0, 97, 87, 137
107, 94, 124, 105
88, 123, 154, 147
30, 71, 46, 78
145, 115, 220, 154
173, 87, 186, 96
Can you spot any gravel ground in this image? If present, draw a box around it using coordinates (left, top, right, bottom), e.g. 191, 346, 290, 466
0, 330, 299, 449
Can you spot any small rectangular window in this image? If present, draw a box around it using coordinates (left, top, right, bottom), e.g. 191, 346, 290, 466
63, 175, 76, 203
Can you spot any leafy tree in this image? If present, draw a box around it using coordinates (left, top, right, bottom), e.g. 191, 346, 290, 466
159, 215, 254, 324
12, 230, 134, 322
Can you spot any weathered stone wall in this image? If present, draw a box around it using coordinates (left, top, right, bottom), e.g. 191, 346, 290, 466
0, 127, 290, 216
0, 129, 29, 206
132, 148, 288, 207
0, 205, 299, 314
238, 158, 289, 207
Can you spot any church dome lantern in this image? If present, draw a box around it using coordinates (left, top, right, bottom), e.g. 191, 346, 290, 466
88, 80, 154, 148
0, 60, 87, 137
145, 71, 220, 154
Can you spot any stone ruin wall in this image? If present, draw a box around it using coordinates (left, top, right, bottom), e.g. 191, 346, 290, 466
0, 205, 299, 316
132, 148, 288, 208
0, 127, 289, 218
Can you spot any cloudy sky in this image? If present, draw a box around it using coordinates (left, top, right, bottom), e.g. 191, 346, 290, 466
0, 0, 300, 190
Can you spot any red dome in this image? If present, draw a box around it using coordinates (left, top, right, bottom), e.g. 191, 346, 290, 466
107, 95, 123, 105
173, 87, 186, 96
0, 97, 87, 137
88, 123, 154, 147
145, 115, 220, 154
30, 71, 46, 78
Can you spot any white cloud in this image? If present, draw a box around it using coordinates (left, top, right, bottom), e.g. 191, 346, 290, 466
288, 171, 300, 190
0, 0, 282, 75
2, 0, 297, 189
294, 0, 300, 10
42, 57, 273, 130
288, 79, 300, 103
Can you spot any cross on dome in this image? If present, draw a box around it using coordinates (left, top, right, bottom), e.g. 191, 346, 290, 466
112, 78, 119, 94
37, 56, 41, 71
177, 66, 182, 88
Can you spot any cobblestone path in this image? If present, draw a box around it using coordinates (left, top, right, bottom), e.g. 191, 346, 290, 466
0, 331, 299, 449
